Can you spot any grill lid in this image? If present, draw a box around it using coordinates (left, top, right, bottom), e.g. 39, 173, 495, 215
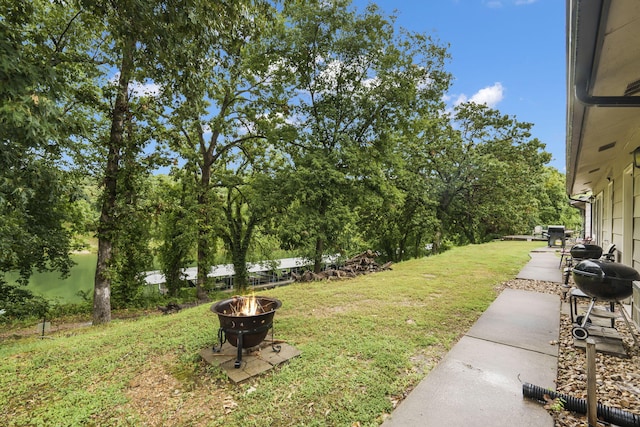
569, 244, 602, 260
573, 259, 640, 281
572, 259, 640, 301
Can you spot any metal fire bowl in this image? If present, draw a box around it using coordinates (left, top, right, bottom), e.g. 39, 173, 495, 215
211, 296, 282, 348
572, 259, 640, 301
569, 243, 603, 260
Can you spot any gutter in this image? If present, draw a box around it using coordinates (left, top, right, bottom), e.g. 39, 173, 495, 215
573, 0, 640, 107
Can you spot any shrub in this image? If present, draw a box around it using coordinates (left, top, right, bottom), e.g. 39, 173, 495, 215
0, 280, 49, 321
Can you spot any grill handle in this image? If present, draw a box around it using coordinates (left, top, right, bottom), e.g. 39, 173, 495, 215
573, 270, 604, 279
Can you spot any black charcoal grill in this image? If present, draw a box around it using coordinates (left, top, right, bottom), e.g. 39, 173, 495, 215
563, 244, 603, 286
569, 243, 603, 260
571, 259, 640, 340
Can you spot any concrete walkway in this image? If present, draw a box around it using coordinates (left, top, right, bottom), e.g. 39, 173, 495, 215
516, 247, 563, 283
382, 247, 561, 426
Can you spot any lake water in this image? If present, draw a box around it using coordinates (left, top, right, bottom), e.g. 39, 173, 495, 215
5, 253, 96, 304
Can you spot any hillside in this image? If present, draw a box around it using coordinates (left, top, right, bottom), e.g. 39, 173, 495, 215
0, 241, 540, 426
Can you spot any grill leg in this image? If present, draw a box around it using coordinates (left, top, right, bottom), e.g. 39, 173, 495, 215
581, 298, 597, 328
617, 302, 639, 346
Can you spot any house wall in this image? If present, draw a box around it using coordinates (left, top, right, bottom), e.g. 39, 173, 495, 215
588, 157, 639, 326
612, 178, 623, 253
590, 161, 634, 260
634, 172, 640, 267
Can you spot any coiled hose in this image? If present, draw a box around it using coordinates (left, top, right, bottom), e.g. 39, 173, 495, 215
523, 383, 640, 427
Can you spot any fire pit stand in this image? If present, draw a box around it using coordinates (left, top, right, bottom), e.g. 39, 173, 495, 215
213, 321, 281, 368
211, 296, 282, 369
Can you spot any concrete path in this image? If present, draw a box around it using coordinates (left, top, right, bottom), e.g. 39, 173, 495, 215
517, 247, 563, 283
382, 248, 561, 427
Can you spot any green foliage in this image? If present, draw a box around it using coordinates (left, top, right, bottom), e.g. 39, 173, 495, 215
155, 176, 198, 297
436, 103, 551, 244
110, 166, 155, 308
534, 167, 582, 232
148, 0, 288, 298
0, 280, 49, 321
546, 396, 566, 412
0, 0, 92, 286
277, 1, 451, 268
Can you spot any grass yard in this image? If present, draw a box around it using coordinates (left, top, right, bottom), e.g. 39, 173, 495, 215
0, 240, 541, 427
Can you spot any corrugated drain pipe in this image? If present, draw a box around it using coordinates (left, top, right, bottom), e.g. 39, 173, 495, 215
523, 383, 640, 427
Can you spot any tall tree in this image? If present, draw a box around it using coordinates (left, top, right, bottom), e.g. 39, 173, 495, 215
427, 102, 551, 248
155, 174, 198, 297
534, 167, 582, 232
75, 0, 185, 323
155, 0, 288, 299
213, 145, 285, 292
77, 0, 145, 324
278, 1, 450, 271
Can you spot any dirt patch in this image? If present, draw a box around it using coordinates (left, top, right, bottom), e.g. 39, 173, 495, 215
0, 310, 159, 341
123, 354, 235, 426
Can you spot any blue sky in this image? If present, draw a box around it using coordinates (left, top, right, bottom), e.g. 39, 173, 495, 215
353, 0, 566, 171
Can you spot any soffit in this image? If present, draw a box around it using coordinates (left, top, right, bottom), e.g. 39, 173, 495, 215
567, 0, 640, 195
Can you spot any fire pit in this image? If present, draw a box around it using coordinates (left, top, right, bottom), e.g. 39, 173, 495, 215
211, 295, 282, 368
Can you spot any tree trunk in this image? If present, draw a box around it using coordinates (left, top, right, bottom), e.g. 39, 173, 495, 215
313, 236, 324, 274
93, 36, 135, 325
432, 229, 443, 255
196, 218, 210, 301
195, 160, 212, 301
232, 248, 248, 292
93, 236, 112, 325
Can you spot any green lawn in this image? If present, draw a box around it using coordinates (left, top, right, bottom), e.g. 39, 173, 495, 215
0, 241, 542, 427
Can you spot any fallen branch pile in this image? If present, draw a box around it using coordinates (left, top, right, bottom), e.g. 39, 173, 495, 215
292, 250, 393, 282
157, 301, 199, 315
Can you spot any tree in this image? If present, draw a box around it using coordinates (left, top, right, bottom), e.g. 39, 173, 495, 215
423, 102, 551, 249
358, 104, 456, 261
213, 145, 286, 292
79, 0, 144, 324
155, 175, 198, 297
535, 167, 582, 232
277, 1, 450, 270
154, 0, 288, 299
76, 0, 202, 322
0, 0, 98, 316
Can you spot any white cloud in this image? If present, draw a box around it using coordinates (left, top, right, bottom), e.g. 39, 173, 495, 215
108, 73, 161, 97
469, 82, 504, 106
453, 82, 504, 108
130, 80, 161, 97
514, 0, 537, 5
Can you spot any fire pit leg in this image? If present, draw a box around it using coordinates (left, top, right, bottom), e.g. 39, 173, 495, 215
271, 323, 281, 354
235, 332, 244, 368
213, 327, 226, 352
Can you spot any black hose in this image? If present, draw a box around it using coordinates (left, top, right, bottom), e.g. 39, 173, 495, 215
523, 382, 640, 427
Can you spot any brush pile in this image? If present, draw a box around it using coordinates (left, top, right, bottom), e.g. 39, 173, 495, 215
292, 250, 393, 282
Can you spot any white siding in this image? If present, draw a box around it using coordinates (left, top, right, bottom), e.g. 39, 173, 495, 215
612, 177, 624, 255
634, 173, 640, 270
